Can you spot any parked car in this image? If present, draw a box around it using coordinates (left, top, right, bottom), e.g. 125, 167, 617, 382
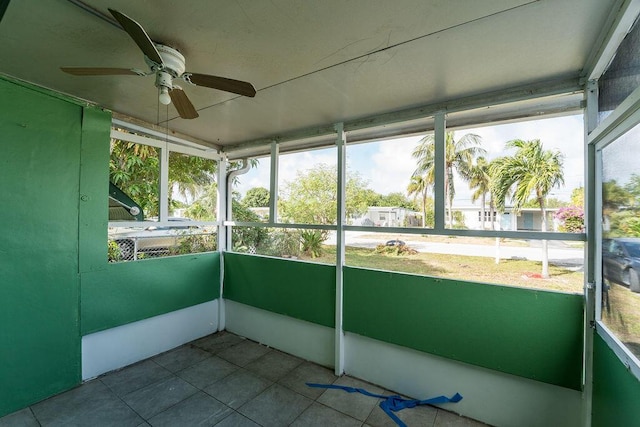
109, 217, 201, 259
602, 238, 640, 292
385, 239, 406, 247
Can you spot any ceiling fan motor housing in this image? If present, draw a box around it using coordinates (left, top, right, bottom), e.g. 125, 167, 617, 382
148, 44, 186, 78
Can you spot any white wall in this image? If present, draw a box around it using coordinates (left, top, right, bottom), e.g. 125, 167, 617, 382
81, 300, 218, 380
344, 333, 582, 427
224, 300, 335, 368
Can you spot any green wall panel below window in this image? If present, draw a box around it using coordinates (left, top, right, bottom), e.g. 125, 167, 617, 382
223, 253, 336, 328
81, 253, 220, 335
343, 267, 584, 390
592, 332, 640, 426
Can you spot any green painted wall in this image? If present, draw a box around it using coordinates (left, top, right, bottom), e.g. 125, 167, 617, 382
592, 332, 640, 426
81, 253, 220, 334
0, 77, 85, 416
343, 267, 584, 390
0, 76, 220, 417
76, 103, 220, 335
224, 253, 335, 328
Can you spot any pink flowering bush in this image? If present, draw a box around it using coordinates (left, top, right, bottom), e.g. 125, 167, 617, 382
554, 206, 584, 233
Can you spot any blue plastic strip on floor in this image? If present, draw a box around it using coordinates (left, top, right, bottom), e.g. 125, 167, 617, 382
306, 382, 463, 427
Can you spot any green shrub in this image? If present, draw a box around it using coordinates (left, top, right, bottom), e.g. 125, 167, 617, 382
268, 229, 301, 257
171, 233, 217, 255
374, 243, 417, 256
108, 240, 122, 262
301, 230, 324, 258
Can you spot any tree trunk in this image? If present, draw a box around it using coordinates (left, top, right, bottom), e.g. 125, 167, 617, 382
480, 193, 486, 230
490, 197, 495, 230
540, 197, 550, 279
421, 188, 427, 228
444, 171, 452, 227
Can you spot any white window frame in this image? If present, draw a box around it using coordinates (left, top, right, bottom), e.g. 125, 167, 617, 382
585, 0, 640, 383
108, 126, 221, 230
590, 86, 640, 381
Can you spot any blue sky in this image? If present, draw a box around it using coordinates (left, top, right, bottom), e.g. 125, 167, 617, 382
236, 114, 585, 205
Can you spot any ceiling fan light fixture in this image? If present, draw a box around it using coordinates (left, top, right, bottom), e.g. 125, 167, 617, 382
159, 86, 171, 105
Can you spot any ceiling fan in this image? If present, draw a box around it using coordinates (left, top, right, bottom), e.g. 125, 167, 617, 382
61, 8, 256, 119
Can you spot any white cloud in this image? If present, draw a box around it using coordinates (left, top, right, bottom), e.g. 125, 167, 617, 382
367, 136, 421, 195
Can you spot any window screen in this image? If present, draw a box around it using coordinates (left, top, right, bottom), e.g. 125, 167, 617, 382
599, 17, 640, 121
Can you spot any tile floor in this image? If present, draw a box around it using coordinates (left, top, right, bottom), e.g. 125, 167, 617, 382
0, 332, 489, 427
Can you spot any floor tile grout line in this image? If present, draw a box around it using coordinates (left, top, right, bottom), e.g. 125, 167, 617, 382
98, 376, 158, 424
284, 396, 314, 426
27, 406, 43, 427
140, 383, 221, 425
120, 353, 255, 425
301, 399, 365, 426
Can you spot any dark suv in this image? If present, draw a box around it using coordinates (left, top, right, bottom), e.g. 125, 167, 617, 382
603, 238, 640, 293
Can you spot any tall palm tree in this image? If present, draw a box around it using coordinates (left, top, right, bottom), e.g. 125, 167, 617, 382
491, 139, 564, 278
468, 156, 493, 230
407, 175, 432, 227
412, 131, 485, 227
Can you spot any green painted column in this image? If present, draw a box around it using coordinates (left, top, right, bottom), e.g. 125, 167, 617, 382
0, 77, 84, 416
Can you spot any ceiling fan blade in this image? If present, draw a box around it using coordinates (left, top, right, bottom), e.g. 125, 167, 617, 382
169, 87, 199, 119
188, 73, 256, 97
108, 8, 164, 66
61, 67, 139, 76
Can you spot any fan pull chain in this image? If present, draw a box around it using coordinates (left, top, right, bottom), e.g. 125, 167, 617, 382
156, 86, 160, 126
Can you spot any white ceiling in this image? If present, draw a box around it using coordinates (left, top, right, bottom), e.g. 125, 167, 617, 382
0, 0, 618, 150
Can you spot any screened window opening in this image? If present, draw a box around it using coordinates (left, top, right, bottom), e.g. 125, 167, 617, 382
600, 121, 640, 359
346, 135, 434, 229
108, 133, 218, 263
232, 156, 271, 223
443, 115, 584, 232
109, 138, 160, 220
598, 16, 640, 122
168, 152, 217, 221
277, 147, 338, 225
230, 226, 336, 264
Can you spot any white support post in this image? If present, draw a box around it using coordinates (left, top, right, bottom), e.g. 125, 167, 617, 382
270, 141, 279, 223
434, 112, 446, 231
335, 123, 346, 376
217, 156, 228, 332
159, 144, 169, 221
581, 79, 598, 427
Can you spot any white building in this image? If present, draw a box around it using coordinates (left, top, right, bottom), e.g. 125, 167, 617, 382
456, 206, 559, 231
355, 206, 421, 227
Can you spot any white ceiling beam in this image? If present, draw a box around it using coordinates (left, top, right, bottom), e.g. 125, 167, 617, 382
223, 77, 582, 159
583, 0, 640, 81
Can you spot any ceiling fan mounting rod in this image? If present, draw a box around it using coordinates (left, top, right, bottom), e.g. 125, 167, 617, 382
155, 70, 173, 90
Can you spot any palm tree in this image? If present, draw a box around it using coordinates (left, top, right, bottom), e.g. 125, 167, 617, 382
468, 156, 492, 230
491, 139, 564, 278
407, 175, 432, 227
412, 131, 485, 227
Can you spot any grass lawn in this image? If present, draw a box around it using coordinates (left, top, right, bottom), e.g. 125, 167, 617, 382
300, 245, 584, 294
602, 282, 640, 358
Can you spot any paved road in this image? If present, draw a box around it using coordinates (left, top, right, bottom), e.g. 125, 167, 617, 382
328, 233, 584, 269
